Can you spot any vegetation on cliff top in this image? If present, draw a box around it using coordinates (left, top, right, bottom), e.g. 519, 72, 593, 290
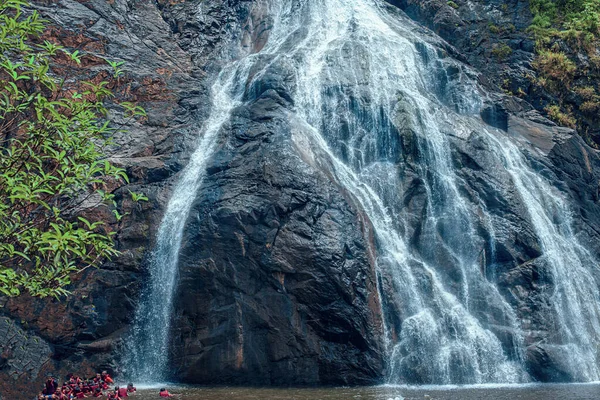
0, 0, 146, 298
529, 0, 600, 144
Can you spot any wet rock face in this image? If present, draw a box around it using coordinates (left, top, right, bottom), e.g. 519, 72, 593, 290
384, 0, 536, 94
171, 86, 385, 385
160, 1, 386, 386
447, 101, 600, 381
385, 0, 600, 147
0, 320, 52, 397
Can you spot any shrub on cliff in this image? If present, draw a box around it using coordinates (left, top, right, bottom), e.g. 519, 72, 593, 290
528, 0, 600, 145
533, 50, 577, 81
529, 0, 600, 148
0, 0, 146, 298
531, 0, 600, 37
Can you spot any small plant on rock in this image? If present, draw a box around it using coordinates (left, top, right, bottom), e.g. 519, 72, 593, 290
492, 44, 513, 60
545, 105, 577, 128
533, 50, 577, 82
447, 1, 459, 9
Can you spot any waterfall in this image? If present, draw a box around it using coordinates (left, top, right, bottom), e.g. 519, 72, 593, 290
124, 0, 600, 384
122, 57, 257, 382
281, 0, 526, 384
490, 137, 600, 381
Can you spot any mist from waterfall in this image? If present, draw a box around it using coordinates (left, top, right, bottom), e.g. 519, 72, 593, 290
123, 0, 600, 384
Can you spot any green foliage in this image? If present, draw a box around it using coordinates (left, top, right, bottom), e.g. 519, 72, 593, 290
580, 100, 600, 113
0, 0, 146, 298
492, 44, 513, 59
531, 7, 556, 29
447, 1, 459, 9
545, 104, 577, 127
489, 22, 516, 35
488, 22, 501, 34
591, 55, 600, 70
129, 190, 148, 202
529, 0, 600, 43
527, 0, 600, 135
575, 86, 600, 114
575, 85, 597, 99
533, 50, 577, 81
564, 0, 600, 35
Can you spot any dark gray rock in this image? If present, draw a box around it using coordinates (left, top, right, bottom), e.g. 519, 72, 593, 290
171, 77, 385, 386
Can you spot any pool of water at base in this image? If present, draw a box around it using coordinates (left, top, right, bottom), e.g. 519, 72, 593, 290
128, 383, 600, 400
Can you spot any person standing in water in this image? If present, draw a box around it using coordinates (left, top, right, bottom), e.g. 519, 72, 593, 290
126, 383, 136, 394
101, 371, 114, 384
45, 376, 58, 395
117, 386, 129, 398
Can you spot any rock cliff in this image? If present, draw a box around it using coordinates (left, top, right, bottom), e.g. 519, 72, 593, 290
1, 0, 600, 398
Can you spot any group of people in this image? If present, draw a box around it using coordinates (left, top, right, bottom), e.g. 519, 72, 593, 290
39, 371, 137, 400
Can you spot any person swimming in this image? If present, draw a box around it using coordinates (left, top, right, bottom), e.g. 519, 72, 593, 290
127, 383, 136, 394
117, 386, 129, 398
159, 388, 173, 398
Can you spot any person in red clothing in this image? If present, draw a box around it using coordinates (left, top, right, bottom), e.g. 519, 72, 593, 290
62, 387, 74, 400
108, 389, 123, 400
92, 388, 103, 398
101, 371, 114, 384
117, 386, 128, 398
73, 387, 86, 399
126, 383, 136, 394
59, 390, 72, 400
159, 389, 173, 398
82, 384, 91, 394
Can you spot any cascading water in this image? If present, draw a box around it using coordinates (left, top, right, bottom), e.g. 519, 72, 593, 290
280, 0, 526, 384
489, 136, 600, 381
124, 0, 600, 384
122, 58, 257, 382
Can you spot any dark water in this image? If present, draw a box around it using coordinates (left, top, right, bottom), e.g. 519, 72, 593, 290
131, 384, 600, 400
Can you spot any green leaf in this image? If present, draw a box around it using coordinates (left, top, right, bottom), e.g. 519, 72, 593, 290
0, 0, 133, 299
